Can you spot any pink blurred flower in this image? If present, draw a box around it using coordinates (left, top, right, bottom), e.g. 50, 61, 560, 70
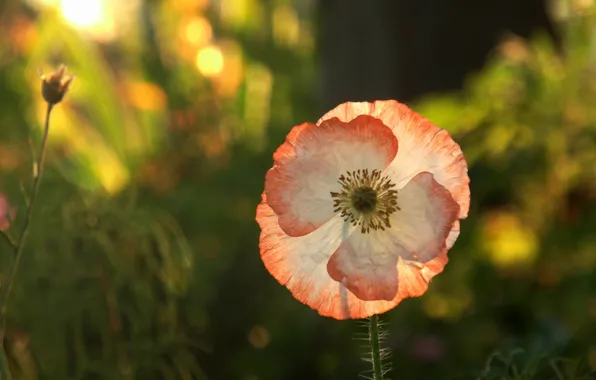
411, 335, 446, 362
0, 193, 15, 231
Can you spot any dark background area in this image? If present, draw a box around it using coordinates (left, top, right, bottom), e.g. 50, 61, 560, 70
318, 0, 556, 107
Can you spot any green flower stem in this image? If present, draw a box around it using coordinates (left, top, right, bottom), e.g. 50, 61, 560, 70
369, 314, 383, 380
0, 103, 54, 380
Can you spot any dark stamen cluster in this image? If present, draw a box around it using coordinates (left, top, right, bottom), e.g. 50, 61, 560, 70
330, 169, 399, 233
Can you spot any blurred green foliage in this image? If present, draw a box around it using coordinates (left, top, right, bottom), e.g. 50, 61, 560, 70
0, 0, 596, 379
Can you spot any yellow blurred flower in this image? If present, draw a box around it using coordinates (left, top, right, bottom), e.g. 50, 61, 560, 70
481, 211, 539, 268
124, 81, 167, 111
196, 45, 225, 77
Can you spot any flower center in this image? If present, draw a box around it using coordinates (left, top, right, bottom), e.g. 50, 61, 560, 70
330, 169, 400, 233
351, 186, 377, 213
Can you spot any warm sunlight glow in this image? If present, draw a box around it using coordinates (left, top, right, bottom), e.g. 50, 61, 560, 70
59, 0, 116, 41
60, 0, 104, 28
196, 45, 224, 77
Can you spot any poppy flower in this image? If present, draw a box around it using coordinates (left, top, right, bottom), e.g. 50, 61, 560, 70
256, 100, 470, 320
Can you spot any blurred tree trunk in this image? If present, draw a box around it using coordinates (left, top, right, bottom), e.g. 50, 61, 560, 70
317, 0, 555, 110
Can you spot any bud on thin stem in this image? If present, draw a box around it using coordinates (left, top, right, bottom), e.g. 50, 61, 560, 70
0, 65, 69, 380
40, 65, 73, 105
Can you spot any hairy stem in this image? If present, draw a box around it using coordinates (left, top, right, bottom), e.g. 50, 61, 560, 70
0, 103, 54, 380
369, 314, 383, 380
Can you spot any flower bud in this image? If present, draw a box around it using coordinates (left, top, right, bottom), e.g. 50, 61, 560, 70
40, 65, 73, 105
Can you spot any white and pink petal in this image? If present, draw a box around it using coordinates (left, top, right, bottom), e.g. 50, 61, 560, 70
318, 100, 470, 219
265, 116, 398, 237
327, 231, 400, 301
387, 171, 460, 263
256, 194, 451, 320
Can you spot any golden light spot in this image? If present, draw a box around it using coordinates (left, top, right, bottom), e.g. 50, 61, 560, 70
212, 40, 244, 96
482, 211, 539, 268
124, 81, 167, 111
184, 17, 212, 46
272, 5, 300, 47
196, 45, 224, 77
248, 325, 270, 349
